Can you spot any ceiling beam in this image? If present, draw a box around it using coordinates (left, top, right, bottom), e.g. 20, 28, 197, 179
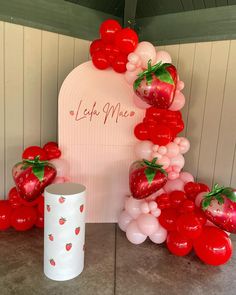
123, 0, 137, 28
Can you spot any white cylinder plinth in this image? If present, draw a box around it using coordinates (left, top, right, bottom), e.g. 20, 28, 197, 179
44, 183, 86, 281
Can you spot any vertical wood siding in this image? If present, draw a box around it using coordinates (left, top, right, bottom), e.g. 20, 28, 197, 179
0, 21, 235, 199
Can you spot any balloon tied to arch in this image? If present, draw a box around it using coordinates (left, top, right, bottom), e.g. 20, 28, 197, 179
91, 19, 235, 266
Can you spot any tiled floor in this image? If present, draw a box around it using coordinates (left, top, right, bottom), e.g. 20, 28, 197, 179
0, 224, 236, 295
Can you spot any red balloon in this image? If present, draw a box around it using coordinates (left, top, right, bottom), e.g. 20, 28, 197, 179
114, 28, 138, 54
0, 200, 12, 230
194, 207, 207, 226
167, 231, 193, 256
8, 187, 22, 209
134, 123, 149, 141
179, 199, 195, 214
112, 54, 127, 73
148, 124, 172, 145
184, 182, 201, 201
35, 213, 44, 228
194, 226, 233, 266
198, 183, 210, 193
22, 146, 48, 161
43, 141, 61, 160
11, 206, 37, 231
145, 108, 167, 122
155, 193, 171, 210
169, 190, 186, 208
92, 50, 110, 70
159, 208, 179, 231
176, 213, 202, 239
100, 19, 121, 43
89, 39, 104, 56
37, 195, 44, 215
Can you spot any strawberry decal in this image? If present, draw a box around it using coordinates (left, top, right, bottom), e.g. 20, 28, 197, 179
66, 243, 72, 251
46, 205, 51, 212
201, 184, 236, 233
134, 61, 177, 109
12, 156, 56, 201
49, 259, 56, 266
48, 234, 54, 241
129, 158, 167, 199
59, 196, 65, 204
80, 204, 84, 213
59, 217, 66, 225
75, 227, 80, 235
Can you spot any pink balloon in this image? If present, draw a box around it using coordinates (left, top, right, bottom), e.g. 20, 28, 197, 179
156, 156, 170, 169
151, 208, 161, 217
168, 171, 179, 180
177, 137, 190, 154
140, 202, 150, 214
125, 197, 142, 219
136, 213, 159, 236
156, 50, 172, 64
134, 140, 153, 160
165, 142, 180, 158
125, 68, 142, 85
148, 201, 157, 211
134, 41, 157, 68
128, 52, 141, 65
149, 225, 167, 244
177, 80, 185, 91
126, 62, 137, 72
195, 192, 207, 208
126, 220, 147, 244
179, 171, 194, 183
133, 94, 150, 109
169, 92, 185, 111
164, 178, 185, 193
118, 210, 133, 231
50, 158, 69, 177
170, 154, 185, 169
158, 146, 167, 155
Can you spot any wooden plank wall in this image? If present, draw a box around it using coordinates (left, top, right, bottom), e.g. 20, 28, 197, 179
0, 21, 235, 199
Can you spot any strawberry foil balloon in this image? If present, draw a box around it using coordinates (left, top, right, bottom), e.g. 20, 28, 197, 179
133, 61, 177, 109
201, 184, 236, 233
129, 158, 167, 199
12, 156, 56, 202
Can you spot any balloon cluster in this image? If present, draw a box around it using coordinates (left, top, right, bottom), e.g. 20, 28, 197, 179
90, 19, 138, 73
0, 142, 70, 231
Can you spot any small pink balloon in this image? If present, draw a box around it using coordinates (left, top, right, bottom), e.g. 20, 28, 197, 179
152, 145, 159, 152
156, 156, 170, 169
195, 192, 207, 208
125, 197, 142, 219
170, 154, 185, 169
179, 171, 194, 183
156, 50, 172, 64
151, 208, 161, 218
177, 80, 185, 91
118, 210, 133, 232
126, 220, 147, 244
140, 202, 150, 214
165, 142, 180, 158
126, 61, 137, 72
134, 140, 153, 160
125, 68, 142, 85
52, 176, 66, 184
50, 158, 69, 178
133, 94, 150, 109
158, 146, 167, 155
152, 152, 162, 159
178, 137, 190, 154
164, 178, 185, 193
168, 171, 179, 180
169, 92, 185, 111
146, 188, 166, 201
149, 225, 167, 244
148, 201, 157, 211
128, 52, 141, 65
172, 165, 181, 173
134, 41, 157, 68
136, 213, 159, 236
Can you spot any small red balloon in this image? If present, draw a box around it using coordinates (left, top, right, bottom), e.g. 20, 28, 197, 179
92, 50, 110, 70
8, 187, 22, 209
198, 183, 210, 193
179, 199, 195, 214
11, 206, 37, 231
22, 146, 48, 161
159, 208, 179, 231
176, 213, 202, 239
112, 54, 127, 73
134, 123, 149, 141
89, 39, 105, 56
100, 19, 121, 43
167, 231, 193, 256
194, 226, 233, 266
169, 190, 187, 208
148, 124, 172, 145
37, 195, 44, 215
43, 141, 61, 160
155, 193, 171, 210
114, 28, 138, 54
0, 200, 12, 231
184, 182, 201, 201
194, 207, 207, 226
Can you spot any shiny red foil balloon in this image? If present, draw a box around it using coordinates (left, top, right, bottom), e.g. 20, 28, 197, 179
194, 226, 233, 266
167, 231, 193, 256
11, 206, 37, 231
100, 19, 121, 43
0, 200, 12, 230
